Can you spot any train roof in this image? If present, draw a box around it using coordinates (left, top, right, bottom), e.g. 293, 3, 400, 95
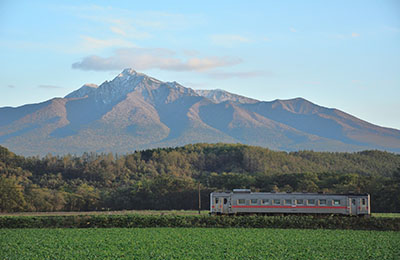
211, 190, 369, 196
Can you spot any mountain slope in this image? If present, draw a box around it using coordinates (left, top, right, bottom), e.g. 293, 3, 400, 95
1, 68, 399, 156
195, 89, 259, 104
241, 98, 400, 150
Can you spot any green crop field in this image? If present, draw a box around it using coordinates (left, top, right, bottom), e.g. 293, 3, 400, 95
372, 213, 400, 218
0, 228, 399, 259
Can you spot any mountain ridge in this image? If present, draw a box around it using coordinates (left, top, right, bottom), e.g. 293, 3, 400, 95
1, 68, 399, 156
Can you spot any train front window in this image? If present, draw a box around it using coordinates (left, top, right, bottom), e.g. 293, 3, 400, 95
352, 199, 356, 205
250, 199, 258, 205
362, 199, 366, 205
296, 199, 304, 205
285, 199, 292, 205
319, 199, 327, 205
308, 199, 315, 205
273, 199, 281, 205
237, 199, 246, 205
224, 198, 228, 204
333, 200, 341, 206
262, 199, 270, 205
215, 198, 219, 204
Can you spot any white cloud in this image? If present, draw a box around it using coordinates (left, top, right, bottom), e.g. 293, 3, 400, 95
290, 28, 297, 33
107, 20, 151, 39
53, 5, 202, 54
72, 47, 242, 72
79, 36, 136, 50
183, 49, 200, 57
208, 70, 273, 80
59, 5, 155, 43
110, 26, 127, 37
211, 34, 251, 46
328, 33, 361, 40
61, 5, 199, 34
133, 11, 204, 30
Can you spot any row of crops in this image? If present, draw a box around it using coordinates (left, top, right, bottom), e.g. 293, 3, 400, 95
1, 214, 399, 230
1, 228, 399, 259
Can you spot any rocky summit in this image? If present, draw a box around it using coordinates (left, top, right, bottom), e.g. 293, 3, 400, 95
1, 68, 400, 156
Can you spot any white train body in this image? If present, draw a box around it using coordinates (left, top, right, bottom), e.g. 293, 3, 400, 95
210, 189, 370, 216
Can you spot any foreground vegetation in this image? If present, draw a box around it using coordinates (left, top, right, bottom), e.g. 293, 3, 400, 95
1, 143, 400, 212
373, 213, 400, 218
0, 210, 398, 218
1, 214, 400, 231
0, 210, 209, 217
1, 228, 399, 259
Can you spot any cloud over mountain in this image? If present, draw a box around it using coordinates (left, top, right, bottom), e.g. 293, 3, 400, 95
72, 48, 242, 71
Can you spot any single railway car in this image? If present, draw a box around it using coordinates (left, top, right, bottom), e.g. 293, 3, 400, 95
210, 189, 370, 216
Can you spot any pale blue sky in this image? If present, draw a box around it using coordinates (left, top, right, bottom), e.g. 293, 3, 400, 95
1, 0, 399, 129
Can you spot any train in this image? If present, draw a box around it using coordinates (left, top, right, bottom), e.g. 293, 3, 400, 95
210, 189, 370, 216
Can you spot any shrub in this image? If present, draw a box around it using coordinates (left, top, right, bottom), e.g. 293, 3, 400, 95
1, 214, 399, 230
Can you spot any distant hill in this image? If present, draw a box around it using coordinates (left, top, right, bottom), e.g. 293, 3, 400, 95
0, 143, 399, 212
1, 68, 400, 156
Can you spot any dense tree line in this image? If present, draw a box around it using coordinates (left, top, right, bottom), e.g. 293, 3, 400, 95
1, 144, 399, 213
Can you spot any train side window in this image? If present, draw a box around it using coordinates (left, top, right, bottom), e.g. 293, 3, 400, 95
250, 199, 258, 205
333, 200, 341, 206
261, 199, 270, 205
237, 199, 246, 205
362, 199, 366, 205
215, 198, 219, 204
285, 199, 292, 205
273, 199, 281, 205
224, 198, 228, 204
308, 199, 315, 205
319, 199, 327, 205
296, 199, 304, 205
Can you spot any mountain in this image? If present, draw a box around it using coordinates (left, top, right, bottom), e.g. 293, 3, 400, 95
1, 68, 400, 156
194, 89, 259, 104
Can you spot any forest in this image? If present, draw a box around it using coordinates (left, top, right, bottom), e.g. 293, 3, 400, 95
1, 143, 399, 213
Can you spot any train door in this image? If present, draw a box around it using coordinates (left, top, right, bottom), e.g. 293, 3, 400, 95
222, 197, 229, 214
216, 196, 229, 214
350, 198, 358, 215
214, 196, 221, 214
359, 197, 370, 215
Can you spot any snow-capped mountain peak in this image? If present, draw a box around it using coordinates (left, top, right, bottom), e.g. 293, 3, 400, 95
65, 68, 151, 103
65, 83, 98, 98
120, 68, 137, 75
113, 68, 144, 81
3, 69, 400, 156
195, 89, 259, 104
